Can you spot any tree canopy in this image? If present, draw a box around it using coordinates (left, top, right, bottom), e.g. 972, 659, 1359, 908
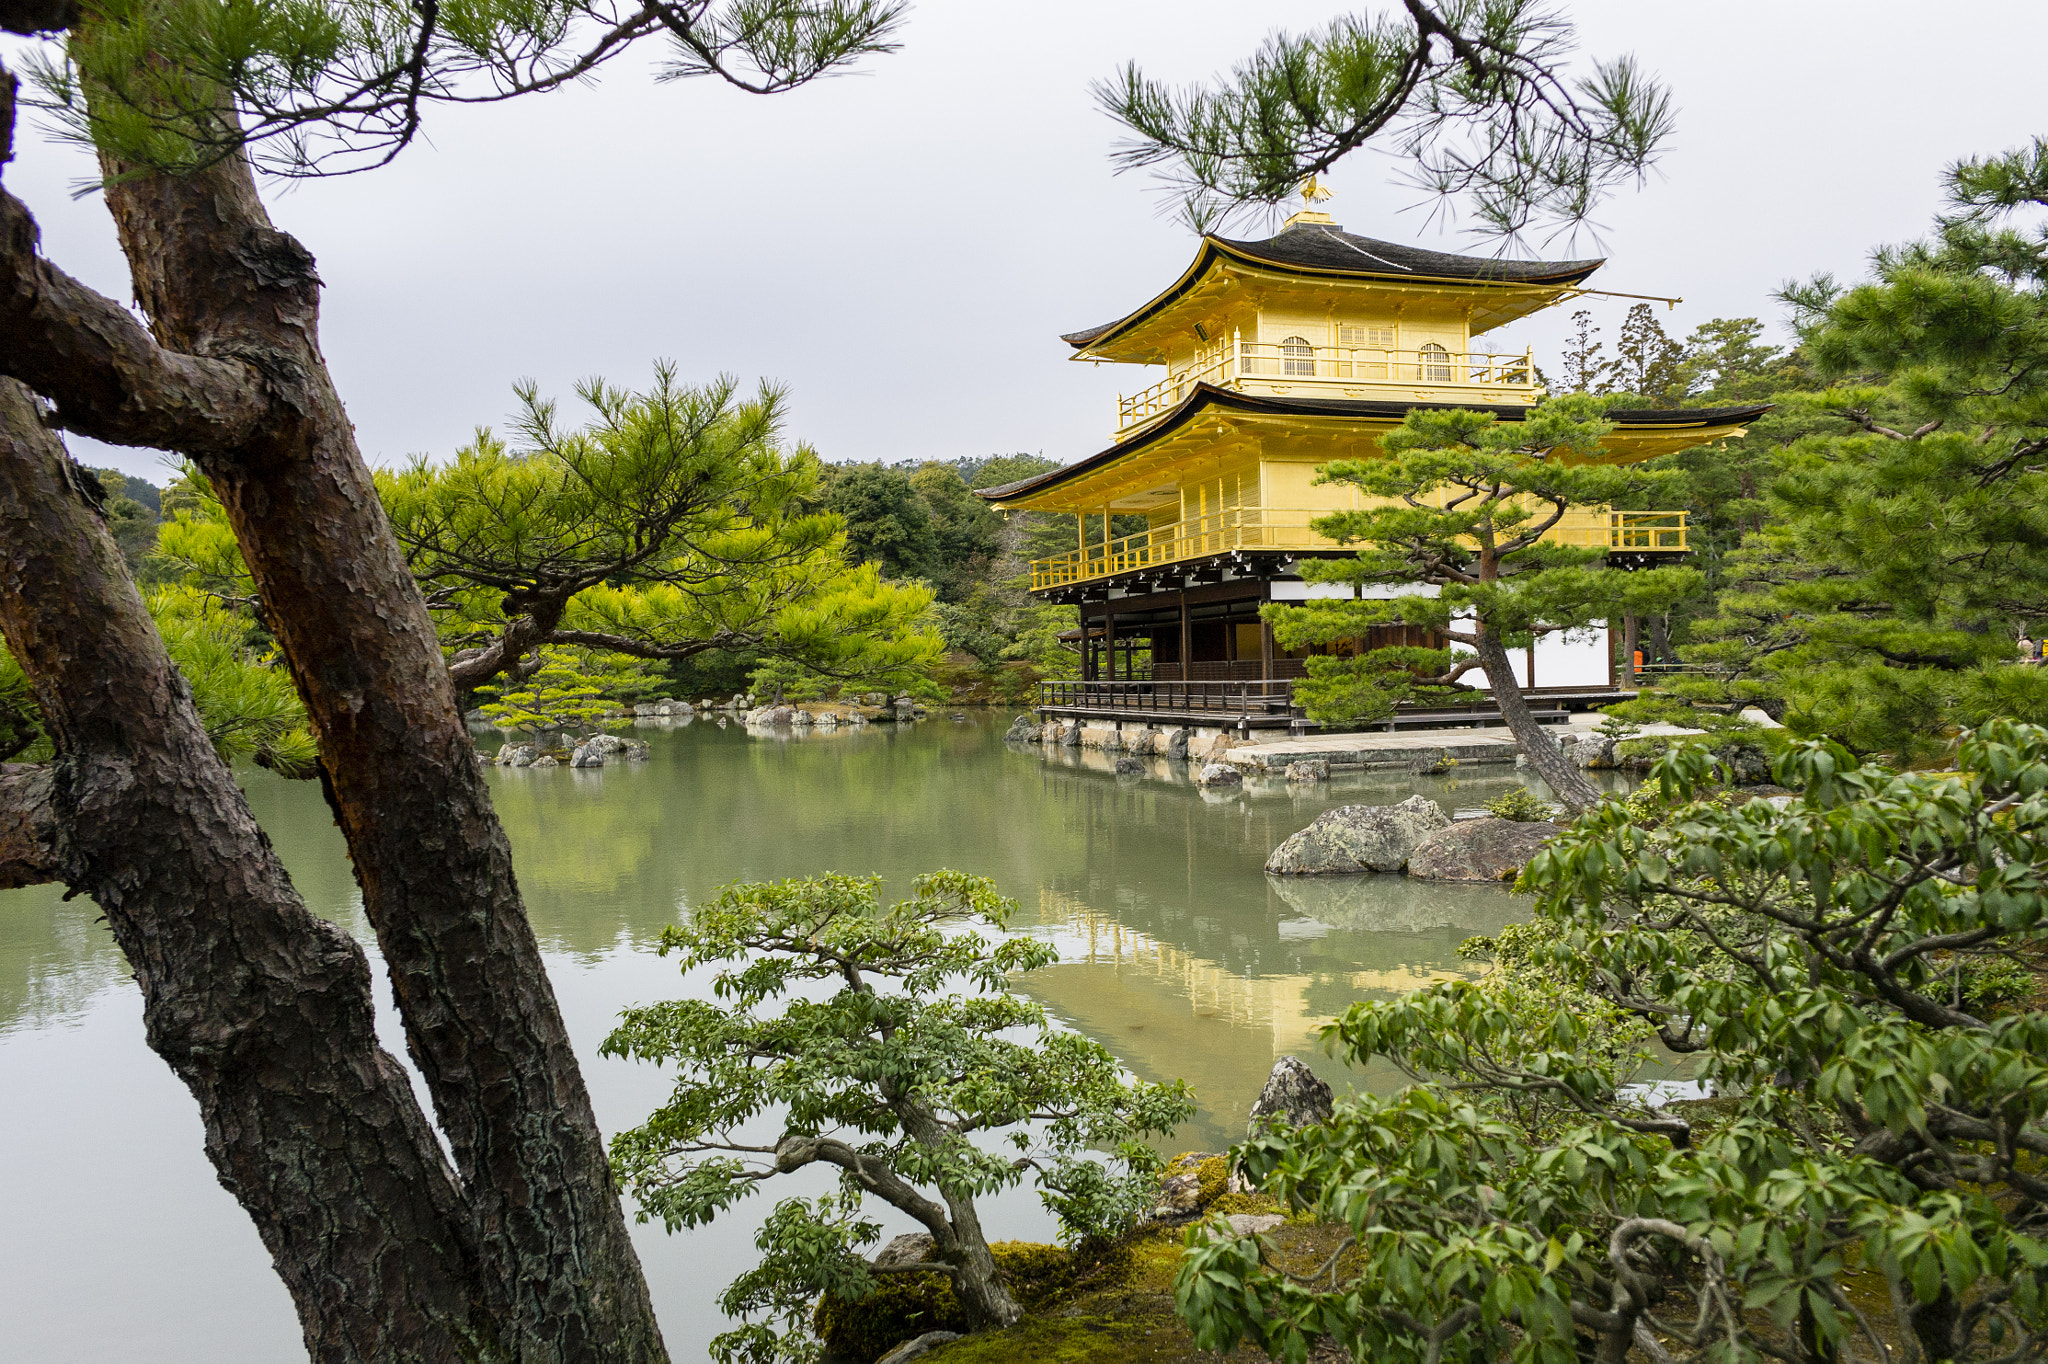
1665, 139, 2048, 759
156, 366, 943, 705
1180, 724, 2048, 1364
1265, 396, 1699, 808
603, 870, 1194, 1363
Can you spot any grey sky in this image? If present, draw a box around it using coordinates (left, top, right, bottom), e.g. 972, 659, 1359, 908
11, 0, 2045, 486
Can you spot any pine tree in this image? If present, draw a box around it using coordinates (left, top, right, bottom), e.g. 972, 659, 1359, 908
1556, 309, 1608, 393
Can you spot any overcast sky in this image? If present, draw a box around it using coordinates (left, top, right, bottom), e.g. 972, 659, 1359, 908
9, 0, 2045, 486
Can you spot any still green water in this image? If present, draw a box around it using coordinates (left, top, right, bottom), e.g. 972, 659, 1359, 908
0, 712, 1555, 1362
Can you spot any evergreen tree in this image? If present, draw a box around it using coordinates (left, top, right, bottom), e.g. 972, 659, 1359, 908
1264, 396, 1698, 810
1607, 301, 1687, 402
1557, 309, 1608, 393
1673, 138, 2048, 759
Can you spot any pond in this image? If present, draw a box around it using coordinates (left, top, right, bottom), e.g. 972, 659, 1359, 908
0, 712, 1573, 1362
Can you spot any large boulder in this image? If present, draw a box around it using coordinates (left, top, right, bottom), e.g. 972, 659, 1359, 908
1164, 727, 1190, 760
1264, 795, 1449, 874
1408, 817, 1561, 883
1248, 1055, 1334, 1136
568, 743, 603, 768
1114, 756, 1144, 775
1284, 758, 1329, 783
1196, 763, 1243, 787
495, 743, 536, 767
1004, 714, 1042, 743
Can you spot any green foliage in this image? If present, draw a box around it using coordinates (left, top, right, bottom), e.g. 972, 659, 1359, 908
823, 464, 940, 583
30, 0, 904, 178
1479, 787, 1555, 822
1669, 140, 2048, 759
603, 871, 1195, 1364
813, 1240, 1129, 1364
1179, 723, 2048, 1364
475, 646, 632, 736
146, 587, 318, 775
1094, 1, 1673, 239
372, 366, 940, 701
1265, 397, 1699, 726
0, 645, 47, 763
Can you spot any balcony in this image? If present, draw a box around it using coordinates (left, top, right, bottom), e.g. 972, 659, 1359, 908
1028, 507, 1687, 592
1117, 341, 1538, 437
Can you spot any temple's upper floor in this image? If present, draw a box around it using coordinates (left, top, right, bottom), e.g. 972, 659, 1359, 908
1065, 211, 1605, 440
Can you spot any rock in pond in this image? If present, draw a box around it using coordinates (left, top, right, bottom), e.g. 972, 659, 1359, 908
1248, 1055, 1334, 1135
569, 743, 603, 768
1196, 763, 1243, 787
1114, 756, 1144, 775
1407, 816, 1561, 883
1264, 794, 1449, 874
1004, 714, 1043, 743
495, 743, 536, 767
1283, 758, 1329, 783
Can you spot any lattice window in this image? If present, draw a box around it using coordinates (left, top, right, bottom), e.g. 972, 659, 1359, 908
1419, 342, 1453, 382
1280, 335, 1316, 377
1338, 324, 1395, 348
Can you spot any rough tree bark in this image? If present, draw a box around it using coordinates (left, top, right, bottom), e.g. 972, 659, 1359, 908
1471, 627, 1603, 810
0, 378, 491, 1360
0, 60, 668, 1360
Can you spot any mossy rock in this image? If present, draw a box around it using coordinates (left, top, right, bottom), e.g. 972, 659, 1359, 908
816, 1241, 1131, 1364
1153, 1152, 1229, 1217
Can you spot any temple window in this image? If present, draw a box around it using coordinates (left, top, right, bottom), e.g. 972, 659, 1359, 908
1281, 335, 1315, 377
1419, 341, 1452, 382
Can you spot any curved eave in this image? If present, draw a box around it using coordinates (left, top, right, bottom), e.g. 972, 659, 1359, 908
1060, 236, 1606, 357
976, 385, 1775, 510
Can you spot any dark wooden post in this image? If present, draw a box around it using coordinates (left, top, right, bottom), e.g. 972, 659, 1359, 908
1104, 603, 1117, 683
1260, 619, 1275, 682
1179, 592, 1192, 691
1082, 605, 1095, 681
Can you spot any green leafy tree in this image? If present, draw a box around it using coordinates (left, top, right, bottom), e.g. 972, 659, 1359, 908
1179, 724, 2048, 1364
603, 871, 1195, 1363
1095, 1, 1673, 238
822, 464, 939, 583
1264, 396, 1699, 809
908, 463, 1003, 602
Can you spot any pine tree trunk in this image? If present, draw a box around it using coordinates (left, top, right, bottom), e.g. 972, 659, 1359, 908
85, 144, 669, 1360
1649, 613, 1671, 667
0, 380, 491, 1361
1622, 613, 1641, 683
1471, 628, 1603, 811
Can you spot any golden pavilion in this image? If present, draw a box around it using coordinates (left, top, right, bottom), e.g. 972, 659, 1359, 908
976, 200, 1768, 730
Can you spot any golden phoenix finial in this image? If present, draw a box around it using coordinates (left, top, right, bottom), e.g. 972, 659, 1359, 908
1301, 175, 1334, 207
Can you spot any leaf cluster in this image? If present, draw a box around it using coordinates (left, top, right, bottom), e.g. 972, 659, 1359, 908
1178, 723, 2048, 1364
603, 871, 1194, 1364
1095, 0, 1673, 240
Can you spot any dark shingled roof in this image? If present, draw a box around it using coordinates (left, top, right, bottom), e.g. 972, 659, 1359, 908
1061, 223, 1605, 349
974, 385, 1773, 502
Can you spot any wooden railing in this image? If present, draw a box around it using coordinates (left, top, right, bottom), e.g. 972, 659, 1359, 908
1117, 341, 1537, 433
1038, 679, 1296, 718
1029, 507, 1689, 591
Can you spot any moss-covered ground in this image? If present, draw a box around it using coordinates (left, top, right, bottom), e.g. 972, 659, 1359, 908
903, 1214, 1352, 1364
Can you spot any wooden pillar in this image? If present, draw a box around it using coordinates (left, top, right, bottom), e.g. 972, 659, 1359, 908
1179, 593, 1192, 687
1082, 605, 1096, 680
1260, 618, 1276, 681
1103, 603, 1117, 683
